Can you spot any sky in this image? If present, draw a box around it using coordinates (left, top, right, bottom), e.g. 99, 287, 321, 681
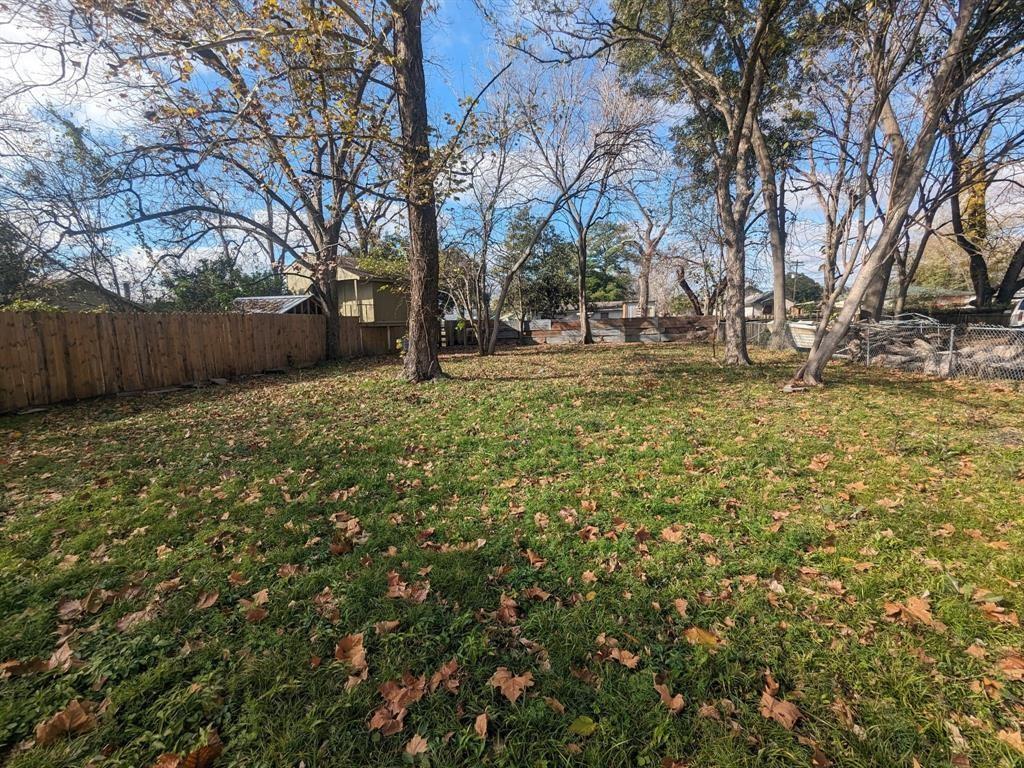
420, 0, 834, 285
11, 0, 1019, 293
425, 0, 497, 121
0, 1, 895, 292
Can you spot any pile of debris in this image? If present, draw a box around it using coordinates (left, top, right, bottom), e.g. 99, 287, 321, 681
870, 337, 954, 377
841, 322, 953, 376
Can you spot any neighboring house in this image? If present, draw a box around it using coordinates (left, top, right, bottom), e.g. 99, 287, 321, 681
232, 294, 324, 315
744, 290, 795, 319
286, 261, 407, 328
32, 277, 145, 312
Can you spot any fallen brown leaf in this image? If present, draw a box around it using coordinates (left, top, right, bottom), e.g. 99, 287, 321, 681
996, 729, 1024, 754
335, 633, 367, 689
496, 593, 519, 625
524, 549, 547, 569
374, 620, 400, 635
884, 596, 946, 632
369, 673, 426, 736
404, 733, 428, 756
808, 453, 833, 471
683, 626, 723, 649
759, 690, 801, 730
34, 699, 97, 746
653, 676, 685, 715
488, 667, 534, 703
672, 598, 688, 618
429, 658, 459, 694
543, 696, 565, 714
244, 607, 268, 623
181, 731, 223, 768
522, 586, 551, 601
195, 591, 219, 610
116, 603, 157, 632
998, 652, 1024, 681
979, 602, 1019, 626
150, 754, 183, 768
660, 524, 685, 543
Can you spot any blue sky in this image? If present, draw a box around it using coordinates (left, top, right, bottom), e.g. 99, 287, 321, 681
425, 0, 495, 120
417, 6, 829, 286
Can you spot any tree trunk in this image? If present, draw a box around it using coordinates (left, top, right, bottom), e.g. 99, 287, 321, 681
486, 279, 510, 355
721, 241, 749, 363
950, 122, 994, 308
893, 247, 909, 316
860, 249, 894, 321
716, 153, 751, 364
995, 239, 1024, 305
751, 121, 793, 351
637, 255, 651, 318
314, 268, 343, 359
678, 273, 703, 315
484, 202, 564, 355
394, 0, 442, 382
577, 237, 593, 344
476, 264, 488, 355
893, 284, 907, 315
794, 180, 926, 385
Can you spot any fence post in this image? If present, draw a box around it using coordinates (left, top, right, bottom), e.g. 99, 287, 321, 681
948, 326, 956, 378
866, 327, 871, 366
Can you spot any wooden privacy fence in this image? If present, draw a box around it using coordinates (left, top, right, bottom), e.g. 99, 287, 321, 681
1, 311, 326, 412
336, 316, 403, 357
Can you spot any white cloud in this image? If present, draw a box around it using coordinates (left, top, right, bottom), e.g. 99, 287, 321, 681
0, 18, 148, 135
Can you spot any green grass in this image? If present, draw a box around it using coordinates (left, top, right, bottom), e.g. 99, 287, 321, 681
2, 344, 1023, 767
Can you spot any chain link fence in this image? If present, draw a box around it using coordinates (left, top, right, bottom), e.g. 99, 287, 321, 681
838, 318, 1024, 381
744, 316, 1024, 381
950, 324, 1024, 380
745, 320, 773, 347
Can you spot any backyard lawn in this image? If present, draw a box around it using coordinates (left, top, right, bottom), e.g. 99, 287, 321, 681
2, 344, 1024, 768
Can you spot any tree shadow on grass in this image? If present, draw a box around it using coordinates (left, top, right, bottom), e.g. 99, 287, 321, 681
0, 355, 402, 425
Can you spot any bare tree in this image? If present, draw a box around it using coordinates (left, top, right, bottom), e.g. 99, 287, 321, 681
3, 0, 405, 359
440, 80, 522, 354
605, 0, 816, 364
518, 66, 647, 343
619, 143, 681, 318
792, 0, 1024, 386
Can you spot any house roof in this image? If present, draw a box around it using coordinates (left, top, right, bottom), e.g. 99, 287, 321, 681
744, 290, 774, 306
232, 295, 316, 313
41, 276, 146, 312
337, 260, 382, 280
745, 290, 796, 309
285, 259, 393, 282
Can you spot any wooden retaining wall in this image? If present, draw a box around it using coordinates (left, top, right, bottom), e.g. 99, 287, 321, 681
0, 311, 327, 412
524, 316, 717, 345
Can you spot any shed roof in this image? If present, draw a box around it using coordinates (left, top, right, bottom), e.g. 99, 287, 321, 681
232, 295, 316, 314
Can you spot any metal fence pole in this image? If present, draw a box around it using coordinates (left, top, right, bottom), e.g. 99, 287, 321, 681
866, 327, 871, 366
948, 326, 956, 378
